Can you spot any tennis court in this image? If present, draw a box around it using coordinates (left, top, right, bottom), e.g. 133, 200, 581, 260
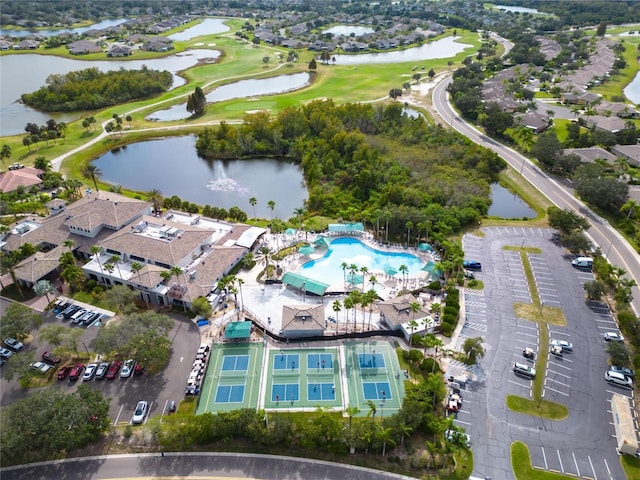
273, 352, 299, 371
222, 355, 249, 372
215, 385, 246, 403
358, 352, 386, 369
271, 383, 300, 402
308, 382, 336, 401
307, 353, 333, 371
363, 381, 391, 400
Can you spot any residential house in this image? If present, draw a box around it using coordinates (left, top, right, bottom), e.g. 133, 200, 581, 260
15, 39, 39, 50
107, 45, 133, 57
611, 144, 640, 167
0, 167, 45, 193
561, 147, 617, 165
581, 115, 626, 134
67, 40, 102, 55
515, 111, 551, 134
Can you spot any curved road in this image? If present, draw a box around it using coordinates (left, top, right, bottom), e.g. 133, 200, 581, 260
0, 452, 417, 480
432, 76, 640, 317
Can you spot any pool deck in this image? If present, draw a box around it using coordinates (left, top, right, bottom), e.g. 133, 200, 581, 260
230, 233, 439, 337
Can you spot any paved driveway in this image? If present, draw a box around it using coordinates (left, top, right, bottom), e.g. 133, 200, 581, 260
463, 226, 628, 480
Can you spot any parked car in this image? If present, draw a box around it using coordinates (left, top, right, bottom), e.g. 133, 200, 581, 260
0, 347, 14, 359
30, 361, 53, 374
609, 366, 635, 378
604, 332, 625, 342
8, 163, 25, 171
550, 339, 573, 352
132, 400, 148, 424
42, 351, 62, 364
4, 338, 24, 351
605, 370, 633, 389
94, 362, 110, 380
168, 400, 177, 414
513, 362, 536, 379
106, 360, 122, 380
571, 256, 593, 269
82, 312, 102, 327
463, 260, 482, 271
83, 363, 98, 381
57, 365, 72, 380
522, 347, 535, 360
120, 359, 135, 378
134, 362, 144, 376
68, 363, 85, 381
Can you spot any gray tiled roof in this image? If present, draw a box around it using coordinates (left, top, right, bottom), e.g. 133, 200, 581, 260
378, 293, 429, 327
281, 304, 325, 331
13, 245, 66, 284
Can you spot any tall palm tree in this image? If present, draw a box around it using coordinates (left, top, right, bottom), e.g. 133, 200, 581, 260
294, 207, 305, 227
109, 255, 124, 279
147, 189, 163, 215
0, 144, 12, 170
160, 270, 172, 285
408, 301, 421, 347
332, 300, 342, 323
365, 289, 378, 329
360, 266, 369, 293
249, 197, 257, 219
398, 264, 409, 292
130, 261, 143, 285
63, 239, 75, 253
406, 221, 413, 247
341, 262, 349, 292
89, 245, 104, 275
171, 265, 186, 310
342, 295, 353, 329
267, 200, 276, 220
103, 262, 115, 279
255, 246, 273, 279
366, 400, 377, 421
81, 163, 102, 191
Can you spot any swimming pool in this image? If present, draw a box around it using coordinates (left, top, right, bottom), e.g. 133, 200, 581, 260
298, 237, 424, 287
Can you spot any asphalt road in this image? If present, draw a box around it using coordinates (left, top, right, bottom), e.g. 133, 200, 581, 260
432, 75, 640, 318
0, 452, 418, 480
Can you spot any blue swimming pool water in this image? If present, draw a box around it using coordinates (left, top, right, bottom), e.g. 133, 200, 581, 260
298, 237, 423, 287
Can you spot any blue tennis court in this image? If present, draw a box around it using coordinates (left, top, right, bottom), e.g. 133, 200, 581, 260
308, 382, 336, 401
307, 353, 333, 371
362, 382, 391, 400
272, 383, 299, 402
358, 353, 385, 369
273, 353, 300, 371
221, 355, 249, 371
215, 385, 245, 403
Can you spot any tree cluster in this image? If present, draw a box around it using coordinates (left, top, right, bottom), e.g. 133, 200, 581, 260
195, 100, 505, 243
0, 386, 110, 466
21, 67, 173, 112
547, 206, 592, 253
186, 86, 206, 116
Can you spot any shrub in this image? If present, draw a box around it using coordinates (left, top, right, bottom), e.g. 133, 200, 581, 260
443, 313, 456, 325
444, 306, 459, 317
441, 322, 453, 336
427, 281, 442, 291
401, 349, 411, 362
420, 357, 441, 373
409, 349, 424, 363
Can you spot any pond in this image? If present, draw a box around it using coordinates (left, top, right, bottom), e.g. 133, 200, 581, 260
624, 71, 640, 104
147, 72, 312, 121
488, 183, 536, 219
0, 18, 130, 38
495, 5, 542, 14
328, 36, 471, 65
402, 107, 424, 119
322, 25, 375, 37
167, 18, 230, 41
0, 50, 221, 136
92, 135, 307, 219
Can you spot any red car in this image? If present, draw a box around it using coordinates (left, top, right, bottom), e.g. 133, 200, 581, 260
57, 365, 72, 380
42, 351, 62, 365
105, 361, 122, 380
68, 363, 85, 382
134, 363, 144, 376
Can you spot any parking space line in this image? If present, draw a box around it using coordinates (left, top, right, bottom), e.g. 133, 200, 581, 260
545, 385, 570, 396
517, 324, 538, 332
548, 361, 572, 370
556, 450, 564, 473
507, 379, 531, 389
594, 319, 616, 324
546, 377, 569, 387
606, 389, 632, 398
549, 331, 570, 337
572, 452, 580, 477
516, 339, 538, 347
453, 419, 471, 426
542, 447, 549, 469
547, 369, 571, 379
588, 456, 598, 480
518, 332, 539, 338
114, 404, 124, 426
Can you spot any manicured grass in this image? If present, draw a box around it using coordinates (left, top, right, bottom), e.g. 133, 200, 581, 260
71, 291, 113, 312
0, 284, 37, 301
466, 279, 484, 290
506, 395, 569, 420
504, 246, 543, 254
511, 441, 577, 480
514, 303, 566, 327
621, 454, 640, 480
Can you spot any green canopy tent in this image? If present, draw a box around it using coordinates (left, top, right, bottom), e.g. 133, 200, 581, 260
281, 272, 330, 296
383, 265, 398, 276
298, 245, 315, 255
418, 243, 433, 252
347, 273, 364, 285
285, 228, 297, 235
225, 321, 252, 341
313, 236, 331, 248
422, 260, 443, 279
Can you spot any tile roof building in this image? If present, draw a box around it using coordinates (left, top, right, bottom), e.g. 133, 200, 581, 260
0, 167, 45, 193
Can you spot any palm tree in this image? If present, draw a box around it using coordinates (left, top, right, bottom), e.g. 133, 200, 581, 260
294, 207, 305, 227
130, 261, 143, 285
621, 199, 639, 221
81, 163, 102, 191
406, 221, 413, 247
365, 289, 378, 329
249, 197, 257, 219
398, 264, 409, 292
360, 266, 369, 292
0, 144, 11, 170
332, 300, 342, 323
89, 245, 104, 274
160, 270, 172, 285
103, 262, 115, 279
236, 277, 245, 313
407, 318, 419, 348
343, 295, 354, 329
341, 262, 349, 292
63, 239, 75, 253
267, 200, 276, 220
348, 290, 361, 332
366, 400, 377, 421
109, 255, 124, 279
256, 246, 273, 279
147, 189, 163, 215
171, 266, 186, 310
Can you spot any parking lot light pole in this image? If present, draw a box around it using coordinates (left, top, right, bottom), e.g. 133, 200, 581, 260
538, 392, 545, 409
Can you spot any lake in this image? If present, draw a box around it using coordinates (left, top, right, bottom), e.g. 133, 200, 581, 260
495, 5, 542, 14
328, 36, 470, 65
322, 25, 375, 37
624, 71, 640, 104
0, 18, 130, 38
488, 183, 535, 219
0, 50, 221, 136
147, 73, 312, 121
93, 135, 307, 219
168, 18, 230, 41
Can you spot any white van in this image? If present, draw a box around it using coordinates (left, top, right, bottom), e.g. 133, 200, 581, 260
71, 309, 87, 323
571, 257, 593, 268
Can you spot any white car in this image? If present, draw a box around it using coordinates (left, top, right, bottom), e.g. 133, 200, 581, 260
604, 332, 624, 342
30, 361, 52, 374
605, 371, 633, 389
120, 359, 135, 378
513, 362, 536, 379
4, 338, 24, 351
550, 339, 573, 352
82, 363, 98, 381
132, 400, 148, 424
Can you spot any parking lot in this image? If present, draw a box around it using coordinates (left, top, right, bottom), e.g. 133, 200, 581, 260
461, 226, 630, 480
0, 298, 201, 426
